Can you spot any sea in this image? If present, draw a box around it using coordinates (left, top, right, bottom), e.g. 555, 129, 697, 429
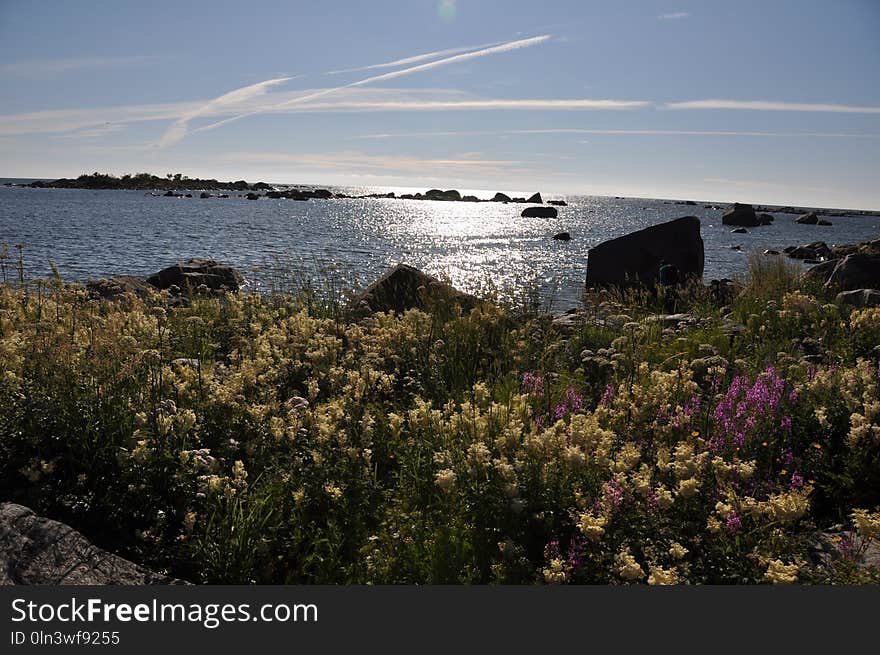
1, 180, 879, 311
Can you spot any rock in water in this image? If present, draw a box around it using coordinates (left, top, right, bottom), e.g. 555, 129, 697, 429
346, 264, 480, 320
548, 200, 567, 206
553, 232, 571, 241
146, 259, 244, 292
795, 211, 821, 225
787, 241, 832, 260
521, 206, 558, 218
824, 254, 880, 292
722, 203, 760, 227
585, 216, 704, 287
492, 192, 512, 202
0, 503, 185, 585
425, 189, 462, 201
526, 192, 543, 204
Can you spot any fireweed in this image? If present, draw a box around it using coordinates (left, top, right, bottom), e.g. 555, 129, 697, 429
1, 263, 879, 585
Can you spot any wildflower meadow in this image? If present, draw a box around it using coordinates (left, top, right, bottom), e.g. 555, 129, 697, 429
1, 256, 879, 584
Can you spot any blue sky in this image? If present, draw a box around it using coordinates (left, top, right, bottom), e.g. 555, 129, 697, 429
1, 0, 879, 208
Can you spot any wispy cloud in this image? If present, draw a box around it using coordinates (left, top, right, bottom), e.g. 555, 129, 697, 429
189, 35, 555, 138
658, 12, 690, 20
219, 150, 524, 177
358, 127, 880, 139
274, 98, 649, 113
157, 76, 295, 147
324, 41, 503, 75
664, 99, 880, 114
0, 55, 163, 76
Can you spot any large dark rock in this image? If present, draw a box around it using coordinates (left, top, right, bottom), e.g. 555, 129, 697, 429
757, 213, 775, 225
835, 289, 880, 309
824, 254, 880, 292
346, 264, 480, 319
492, 192, 512, 202
86, 275, 161, 302
803, 259, 840, 285
0, 503, 185, 585
146, 259, 244, 292
245, 192, 260, 200
787, 241, 832, 260
722, 203, 760, 227
521, 206, 558, 218
586, 216, 704, 287
425, 189, 462, 201
526, 192, 543, 204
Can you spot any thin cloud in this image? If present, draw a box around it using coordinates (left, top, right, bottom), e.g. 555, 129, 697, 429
358, 127, 880, 139
658, 12, 690, 20
157, 76, 295, 147
0, 55, 163, 76
190, 34, 555, 137
325, 41, 503, 74
273, 98, 649, 113
664, 99, 880, 114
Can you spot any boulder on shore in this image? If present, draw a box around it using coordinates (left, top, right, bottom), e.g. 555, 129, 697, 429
0, 503, 185, 585
787, 241, 832, 260
86, 275, 162, 302
521, 206, 558, 218
346, 264, 480, 320
722, 203, 760, 227
835, 288, 880, 309
146, 259, 244, 292
823, 254, 880, 292
585, 216, 704, 287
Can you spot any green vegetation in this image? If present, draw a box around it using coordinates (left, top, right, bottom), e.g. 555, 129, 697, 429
1, 263, 879, 584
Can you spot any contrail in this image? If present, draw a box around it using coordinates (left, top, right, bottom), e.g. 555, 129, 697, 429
324, 41, 503, 75
190, 34, 553, 136
157, 76, 295, 147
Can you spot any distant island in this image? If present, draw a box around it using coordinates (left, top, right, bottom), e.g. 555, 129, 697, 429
19, 172, 263, 192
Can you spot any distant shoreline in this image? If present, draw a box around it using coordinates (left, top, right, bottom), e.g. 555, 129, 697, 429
4, 173, 880, 217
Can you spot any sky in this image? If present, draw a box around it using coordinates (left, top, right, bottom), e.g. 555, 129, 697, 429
1, 0, 879, 209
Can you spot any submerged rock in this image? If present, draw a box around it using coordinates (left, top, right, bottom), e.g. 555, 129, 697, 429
548, 200, 567, 206
0, 503, 185, 585
585, 216, 704, 287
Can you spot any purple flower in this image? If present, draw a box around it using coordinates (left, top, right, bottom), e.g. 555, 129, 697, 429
604, 480, 624, 510
724, 511, 742, 534
790, 473, 804, 490
600, 384, 615, 407
522, 372, 544, 396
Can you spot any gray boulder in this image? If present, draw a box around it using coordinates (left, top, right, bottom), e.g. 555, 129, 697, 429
146, 259, 244, 292
722, 203, 760, 227
86, 275, 161, 302
586, 216, 704, 287
0, 503, 185, 585
835, 289, 880, 309
346, 264, 480, 320
824, 254, 880, 292
521, 206, 558, 218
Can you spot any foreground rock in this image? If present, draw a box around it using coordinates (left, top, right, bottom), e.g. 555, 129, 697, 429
346, 264, 481, 320
722, 203, 760, 227
146, 259, 245, 292
586, 216, 704, 287
785, 241, 832, 260
0, 503, 185, 585
86, 275, 162, 302
823, 254, 880, 292
521, 206, 558, 218
835, 289, 880, 308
